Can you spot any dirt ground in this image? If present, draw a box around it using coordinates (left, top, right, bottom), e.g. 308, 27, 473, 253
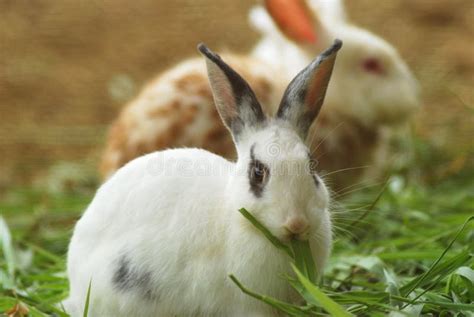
0, 0, 473, 188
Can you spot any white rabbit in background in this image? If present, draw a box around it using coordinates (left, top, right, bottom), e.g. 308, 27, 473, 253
100, 0, 420, 191
65, 40, 342, 317
251, 0, 419, 125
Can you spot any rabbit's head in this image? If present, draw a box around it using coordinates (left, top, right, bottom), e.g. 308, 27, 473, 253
251, 0, 420, 127
198, 40, 341, 243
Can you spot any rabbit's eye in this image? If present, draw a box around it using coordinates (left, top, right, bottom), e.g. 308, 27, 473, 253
248, 145, 270, 197
362, 57, 384, 75
308, 159, 320, 187
252, 162, 268, 184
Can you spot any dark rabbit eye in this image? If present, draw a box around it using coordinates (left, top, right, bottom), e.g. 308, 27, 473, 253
308, 158, 320, 187
252, 162, 268, 184
248, 145, 270, 198
362, 57, 384, 75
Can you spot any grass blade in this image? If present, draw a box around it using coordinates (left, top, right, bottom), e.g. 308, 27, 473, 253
292, 264, 353, 317
291, 240, 317, 283
400, 216, 473, 298
83, 279, 92, 317
229, 275, 308, 316
238, 208, 293, 257
22, 242, 64, 264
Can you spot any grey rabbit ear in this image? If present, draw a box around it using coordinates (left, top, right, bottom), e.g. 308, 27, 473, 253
276, 39, 342, 139
198, 43, 266, 141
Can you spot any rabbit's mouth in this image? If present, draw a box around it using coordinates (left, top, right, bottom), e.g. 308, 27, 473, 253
280, 228, 311, 242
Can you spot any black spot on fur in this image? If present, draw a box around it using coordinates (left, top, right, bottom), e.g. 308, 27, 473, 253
113, 256, 130, 289
296, 86, 307, 104
312, 174, 320, 187
112, 255, 156, 300
248, 144, 270, 198
320, 39, 343, 59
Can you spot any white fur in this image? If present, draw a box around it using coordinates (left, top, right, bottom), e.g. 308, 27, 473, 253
66, 37, 336, 313
66, 124, 331, 316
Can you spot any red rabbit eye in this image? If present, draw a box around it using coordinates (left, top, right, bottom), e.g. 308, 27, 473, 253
362, 57, 384, 75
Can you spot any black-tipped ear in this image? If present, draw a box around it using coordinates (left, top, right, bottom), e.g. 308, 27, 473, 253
197, 43, 266, 140
276, 39, 342, 139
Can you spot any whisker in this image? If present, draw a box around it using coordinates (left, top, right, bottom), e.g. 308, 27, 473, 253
314, 149, 330, 162
332, 205, 373, 216
310, 121, 344, 157
321, 165, 371, 178
331, 178, 374, 195
331, 224, 358, 240
349, 178, 389, 228
332, 180, 384, 199
306, 123, 320, 152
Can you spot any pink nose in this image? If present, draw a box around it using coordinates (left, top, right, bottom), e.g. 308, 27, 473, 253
284, 217, 309, 234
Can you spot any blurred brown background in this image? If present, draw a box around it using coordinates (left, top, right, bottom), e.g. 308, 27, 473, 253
0, 0, 473, 188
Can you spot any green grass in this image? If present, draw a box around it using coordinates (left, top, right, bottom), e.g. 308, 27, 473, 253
1, 157, 473, 315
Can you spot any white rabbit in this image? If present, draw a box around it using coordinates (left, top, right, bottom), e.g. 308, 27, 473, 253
65, 40, 342, 317
100, 0, 420, 191
251, 0, 419, 126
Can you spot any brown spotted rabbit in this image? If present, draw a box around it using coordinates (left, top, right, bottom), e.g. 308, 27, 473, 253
100, 0, 420, 191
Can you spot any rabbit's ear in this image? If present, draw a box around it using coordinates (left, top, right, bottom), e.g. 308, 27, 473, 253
277, 39, 342, 139
264, 0, 323, 45
198, 43, 266, 140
